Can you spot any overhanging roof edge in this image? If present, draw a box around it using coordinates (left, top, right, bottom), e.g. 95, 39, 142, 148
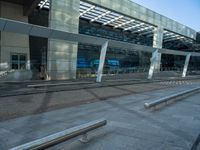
0, 17, 199, 57
82, 0, 196, 40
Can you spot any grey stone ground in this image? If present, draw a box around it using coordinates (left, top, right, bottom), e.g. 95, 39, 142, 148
0, 84, 200, 150
0, 78, 199, 121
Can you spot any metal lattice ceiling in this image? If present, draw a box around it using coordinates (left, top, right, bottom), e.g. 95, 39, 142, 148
38, 0, 193, 44
79, 1, 155, 36
38, 0, 49, 9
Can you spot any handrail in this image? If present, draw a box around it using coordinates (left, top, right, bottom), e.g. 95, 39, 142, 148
144, 87, 200, 108
10, 119, 107, 150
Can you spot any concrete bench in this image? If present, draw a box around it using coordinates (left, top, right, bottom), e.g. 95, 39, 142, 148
10, 119, 107, 150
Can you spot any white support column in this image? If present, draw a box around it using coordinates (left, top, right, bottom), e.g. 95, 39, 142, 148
182, 53, 191, 78
96, 41, 109, 83
153, 27, 164, 72
148, 49, 159, 79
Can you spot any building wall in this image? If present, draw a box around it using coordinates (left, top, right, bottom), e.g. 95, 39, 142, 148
0, 1, 30, 71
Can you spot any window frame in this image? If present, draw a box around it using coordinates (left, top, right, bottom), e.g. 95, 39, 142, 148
11, 53, 27, 70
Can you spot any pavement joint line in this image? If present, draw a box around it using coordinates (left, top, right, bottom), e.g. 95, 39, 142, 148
144, 86, 200, 109
24, 77, 200, 88
26, 79, 161, 88
27, 81, 93, 88
0, 78, 200, 98
0, 80, 167, 97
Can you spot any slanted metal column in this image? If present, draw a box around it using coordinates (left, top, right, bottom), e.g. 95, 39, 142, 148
152, 27, 164, 72
182, 53, 191, 77
96, 41, 109, 83
148, 49, 159, 79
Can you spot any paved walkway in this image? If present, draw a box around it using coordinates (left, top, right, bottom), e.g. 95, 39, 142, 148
0, 79, 199, 121
0, 84, 200, 150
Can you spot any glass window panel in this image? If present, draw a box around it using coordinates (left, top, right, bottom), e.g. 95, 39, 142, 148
11, 53, 26, 70
20, 55, 26, 61
12, 55, 18, 61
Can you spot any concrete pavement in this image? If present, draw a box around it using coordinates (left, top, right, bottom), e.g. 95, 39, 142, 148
0, 84, 200, 150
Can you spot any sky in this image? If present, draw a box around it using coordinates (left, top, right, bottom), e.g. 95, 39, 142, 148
132, 0, 200, 31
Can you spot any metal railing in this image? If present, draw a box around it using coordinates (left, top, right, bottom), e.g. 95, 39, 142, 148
10, 119, 107, 150
144, 87, 200, 109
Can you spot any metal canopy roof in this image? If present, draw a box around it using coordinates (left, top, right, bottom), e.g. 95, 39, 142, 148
38, 0, 193, 44
1, 17, 199, 57
80, 1, 155, 37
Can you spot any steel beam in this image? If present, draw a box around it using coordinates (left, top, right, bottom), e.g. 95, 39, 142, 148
96, 41, 109, 82
90, 11, 111, 22
103, 15, 123, 26
0, 18, 199, 57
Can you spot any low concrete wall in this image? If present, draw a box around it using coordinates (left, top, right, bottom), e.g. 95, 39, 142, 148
0, 70, 33, 81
